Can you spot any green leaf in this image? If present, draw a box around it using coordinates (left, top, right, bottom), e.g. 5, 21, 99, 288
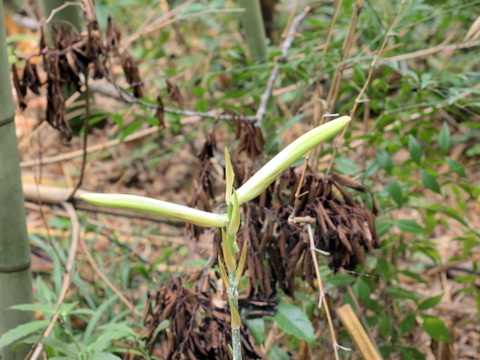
244, 317, 265, 344
325, 273, 355, 287
379, 314, 392, 337
401, 346, 426, 360
89, 323, 137, 352
352, 279, 371, 300
83, 295, 119, 344
445, 157, 467, 178
267, 346, 290, 360
422, 316, 451, 343
395, 219, 424, 234
10, 304, 57, 314
39, 336, 78, 356
408, 135, 422, 164
453, 274, 476, 283
418, 293, 443, 310
277, 113, 305, 133
386, 285, 420, 301
420, 170, 441, 194
90, 353, 122, 360
0, 320, 49, 351
438, 122, 451, 153
400, 313, 416, 334
399, 270, 428, 285
334, 157, 359, 174
272, 300, 315, 345
387, 179, 403, 207
376, 148, 393, 174
377, 219, 392, 237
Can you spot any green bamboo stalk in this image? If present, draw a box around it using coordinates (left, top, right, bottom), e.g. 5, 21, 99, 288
0, 2, 34, 359
238, 0, 267, 62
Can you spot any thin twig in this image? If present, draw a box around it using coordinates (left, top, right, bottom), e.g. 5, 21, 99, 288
306, 224, 341, 360
255, 6, 312, 126
28, 202, 80, 360
281, 0, 301, 39
325, 0, 365, 111
99, 73, 257, 121
69, 69, 91, 199
121, 1, 193, 47
323, 0, 343, 55
326, 0, 407, 176
20, 125, 161, 168
44, 2, 84, 24
387, 39, 480, 61
79, 236, 142, 317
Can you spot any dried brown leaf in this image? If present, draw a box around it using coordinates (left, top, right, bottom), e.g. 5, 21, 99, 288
167, 80, 184, 109
155, 95, 165, 128
329, 173, 367, 192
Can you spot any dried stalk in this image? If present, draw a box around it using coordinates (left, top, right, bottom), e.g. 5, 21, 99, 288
325, 0, 365, 111
326, 0, 407, 175
306, 224, 343, 360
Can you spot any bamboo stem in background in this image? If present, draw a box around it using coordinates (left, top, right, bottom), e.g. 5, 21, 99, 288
41, 0, 83, 41
0, 2, 34, 359
238, 0, 267, 62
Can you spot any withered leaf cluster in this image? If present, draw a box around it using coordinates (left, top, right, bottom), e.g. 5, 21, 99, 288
143, 277, 264, 359
11, 0, 145, 141
241, 170, 378, 298
166, 80, 184, 109
233, 118, 264, 159
12, 62, 41, 110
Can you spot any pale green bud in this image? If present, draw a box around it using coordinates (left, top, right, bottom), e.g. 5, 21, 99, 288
81, 194, 228, 228
235, 116, 351, 205
227, 191, 240, 237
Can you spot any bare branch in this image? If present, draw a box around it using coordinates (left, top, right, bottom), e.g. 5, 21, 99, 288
255, 7, 311, 126
44, 2, 85, 25
95, 74, 257, 121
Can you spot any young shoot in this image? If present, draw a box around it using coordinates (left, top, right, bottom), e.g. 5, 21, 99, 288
81, 115, 351, 360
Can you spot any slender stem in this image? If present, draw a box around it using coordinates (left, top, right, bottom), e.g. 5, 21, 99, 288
228, 271, 242, 360
307, 224, 341, 360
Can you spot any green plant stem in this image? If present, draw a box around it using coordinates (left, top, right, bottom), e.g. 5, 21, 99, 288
238, 0, 267, 62
0, 2, 34, 358
228, 271, 242, 360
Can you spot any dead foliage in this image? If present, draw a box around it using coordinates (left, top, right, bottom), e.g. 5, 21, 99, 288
215, 166, 378, 299
167, 80, 184, 109
11, 0, 150, 141
233, 117, 265, 160
143, 276, 264, 359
